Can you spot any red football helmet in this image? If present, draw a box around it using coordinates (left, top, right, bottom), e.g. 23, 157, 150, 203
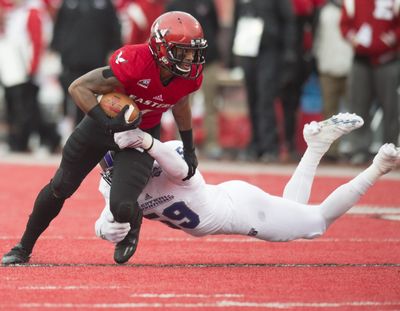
149, 11, 207, 79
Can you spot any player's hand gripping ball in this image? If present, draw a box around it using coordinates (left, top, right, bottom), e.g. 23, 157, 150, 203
97, 92, 140, 123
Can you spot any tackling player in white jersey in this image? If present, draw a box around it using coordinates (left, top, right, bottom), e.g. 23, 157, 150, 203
95, 113, 400, 246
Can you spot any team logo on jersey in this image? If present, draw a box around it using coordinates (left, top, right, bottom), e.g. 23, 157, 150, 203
145, 193, 152, 201
137, 79, 151, 89
115, 51, 127, 64
153, 94, 163, 102
151, 166, 162, 177
247, 228, 258, 237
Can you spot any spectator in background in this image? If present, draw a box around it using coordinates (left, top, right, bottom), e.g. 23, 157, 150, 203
314, 0, 353, 162
0, 0, 60, 153
115, 0, 165, 45
51, 0, 122, 128
279, 0, 323, 161
231, 0, 296, 163
41, 0, 61, 20
340, 0, 400, 164
166, 0, 222, 159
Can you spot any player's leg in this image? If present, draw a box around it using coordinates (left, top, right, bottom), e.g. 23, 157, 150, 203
213, 144, 399, 242
217, 180, 326, 241
110, 148, 153, 264
2, 117, 112, 264
283, 113, 364, 203
109, 125, 160, 264
319, 143, 400, 226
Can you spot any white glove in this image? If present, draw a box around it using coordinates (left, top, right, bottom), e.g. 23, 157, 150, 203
114, 128, 153, 150
95, 211, 131, 243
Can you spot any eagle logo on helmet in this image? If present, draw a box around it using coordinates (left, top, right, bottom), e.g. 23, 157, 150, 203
154, 22, 169, 43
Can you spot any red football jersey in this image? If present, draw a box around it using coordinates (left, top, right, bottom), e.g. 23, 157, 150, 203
109, 44, 203, 129
340, 0, 400, 64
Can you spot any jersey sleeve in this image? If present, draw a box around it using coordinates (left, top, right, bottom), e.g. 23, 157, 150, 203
109, 45, 138, 85
148, 140, 189, 184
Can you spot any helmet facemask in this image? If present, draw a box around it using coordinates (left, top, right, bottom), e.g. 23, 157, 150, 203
164, 40, 207, 79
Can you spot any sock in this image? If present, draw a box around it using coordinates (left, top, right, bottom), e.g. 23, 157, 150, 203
20, 183, 65, 253
320, 165, 379, 227
283, 147, 325, 204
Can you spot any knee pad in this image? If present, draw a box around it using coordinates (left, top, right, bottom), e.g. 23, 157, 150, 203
51, 168, 80, 199
110, 200, 137, 223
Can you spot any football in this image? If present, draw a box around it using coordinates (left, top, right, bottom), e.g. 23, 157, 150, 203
97, 92, 140, 123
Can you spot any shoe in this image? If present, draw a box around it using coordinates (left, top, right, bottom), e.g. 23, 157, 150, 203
304, 113, 364, 152
373, 143, 400, 174
2, 243, 31, 265
114, 209, 143, 264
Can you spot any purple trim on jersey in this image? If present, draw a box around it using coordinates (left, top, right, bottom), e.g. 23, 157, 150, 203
103, 151, 114, 169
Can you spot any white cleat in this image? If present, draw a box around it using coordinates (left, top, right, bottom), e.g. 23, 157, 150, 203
304, 113, 364, 152
373, 143, 400, 174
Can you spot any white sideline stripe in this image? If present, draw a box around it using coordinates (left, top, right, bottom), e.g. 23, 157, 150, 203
15, 301, 400, 309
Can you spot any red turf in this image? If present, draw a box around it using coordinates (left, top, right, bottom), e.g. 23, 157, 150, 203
0, 163, 399, 310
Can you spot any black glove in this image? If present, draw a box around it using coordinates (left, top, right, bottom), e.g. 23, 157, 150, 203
182, 147, 198, 181
88, 105, 142, 134
179, 129, 198, 181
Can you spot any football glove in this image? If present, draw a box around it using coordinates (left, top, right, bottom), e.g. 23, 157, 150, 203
114, 128, 154, 150
88, 105, 142, 134
96, 212, 131, 244
182, 147, 198, 181
179, 129, 198, 181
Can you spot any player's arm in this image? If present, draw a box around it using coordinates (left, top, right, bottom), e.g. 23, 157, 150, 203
68, 66, 122, 113
94, 201, 130, 244
69, 66, 140, 133
114, 129, 189, 181
171, 96, 192, 131
171, 96, 198, 181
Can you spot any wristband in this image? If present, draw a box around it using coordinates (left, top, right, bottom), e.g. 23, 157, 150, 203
143, 136, 154, 152
179, 129, 194, 150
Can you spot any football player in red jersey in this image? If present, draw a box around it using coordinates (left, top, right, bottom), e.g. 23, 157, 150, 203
2, 11, 208, 265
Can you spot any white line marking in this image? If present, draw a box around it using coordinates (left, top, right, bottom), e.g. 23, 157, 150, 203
13, 301, 400, 309
347, 206, 400, 214
379, 215, 400, 221
130, 293, 243, 298
18, 285, 131, 290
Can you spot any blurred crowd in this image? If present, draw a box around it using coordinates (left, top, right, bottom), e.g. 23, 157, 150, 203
0, 0, 399, 165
